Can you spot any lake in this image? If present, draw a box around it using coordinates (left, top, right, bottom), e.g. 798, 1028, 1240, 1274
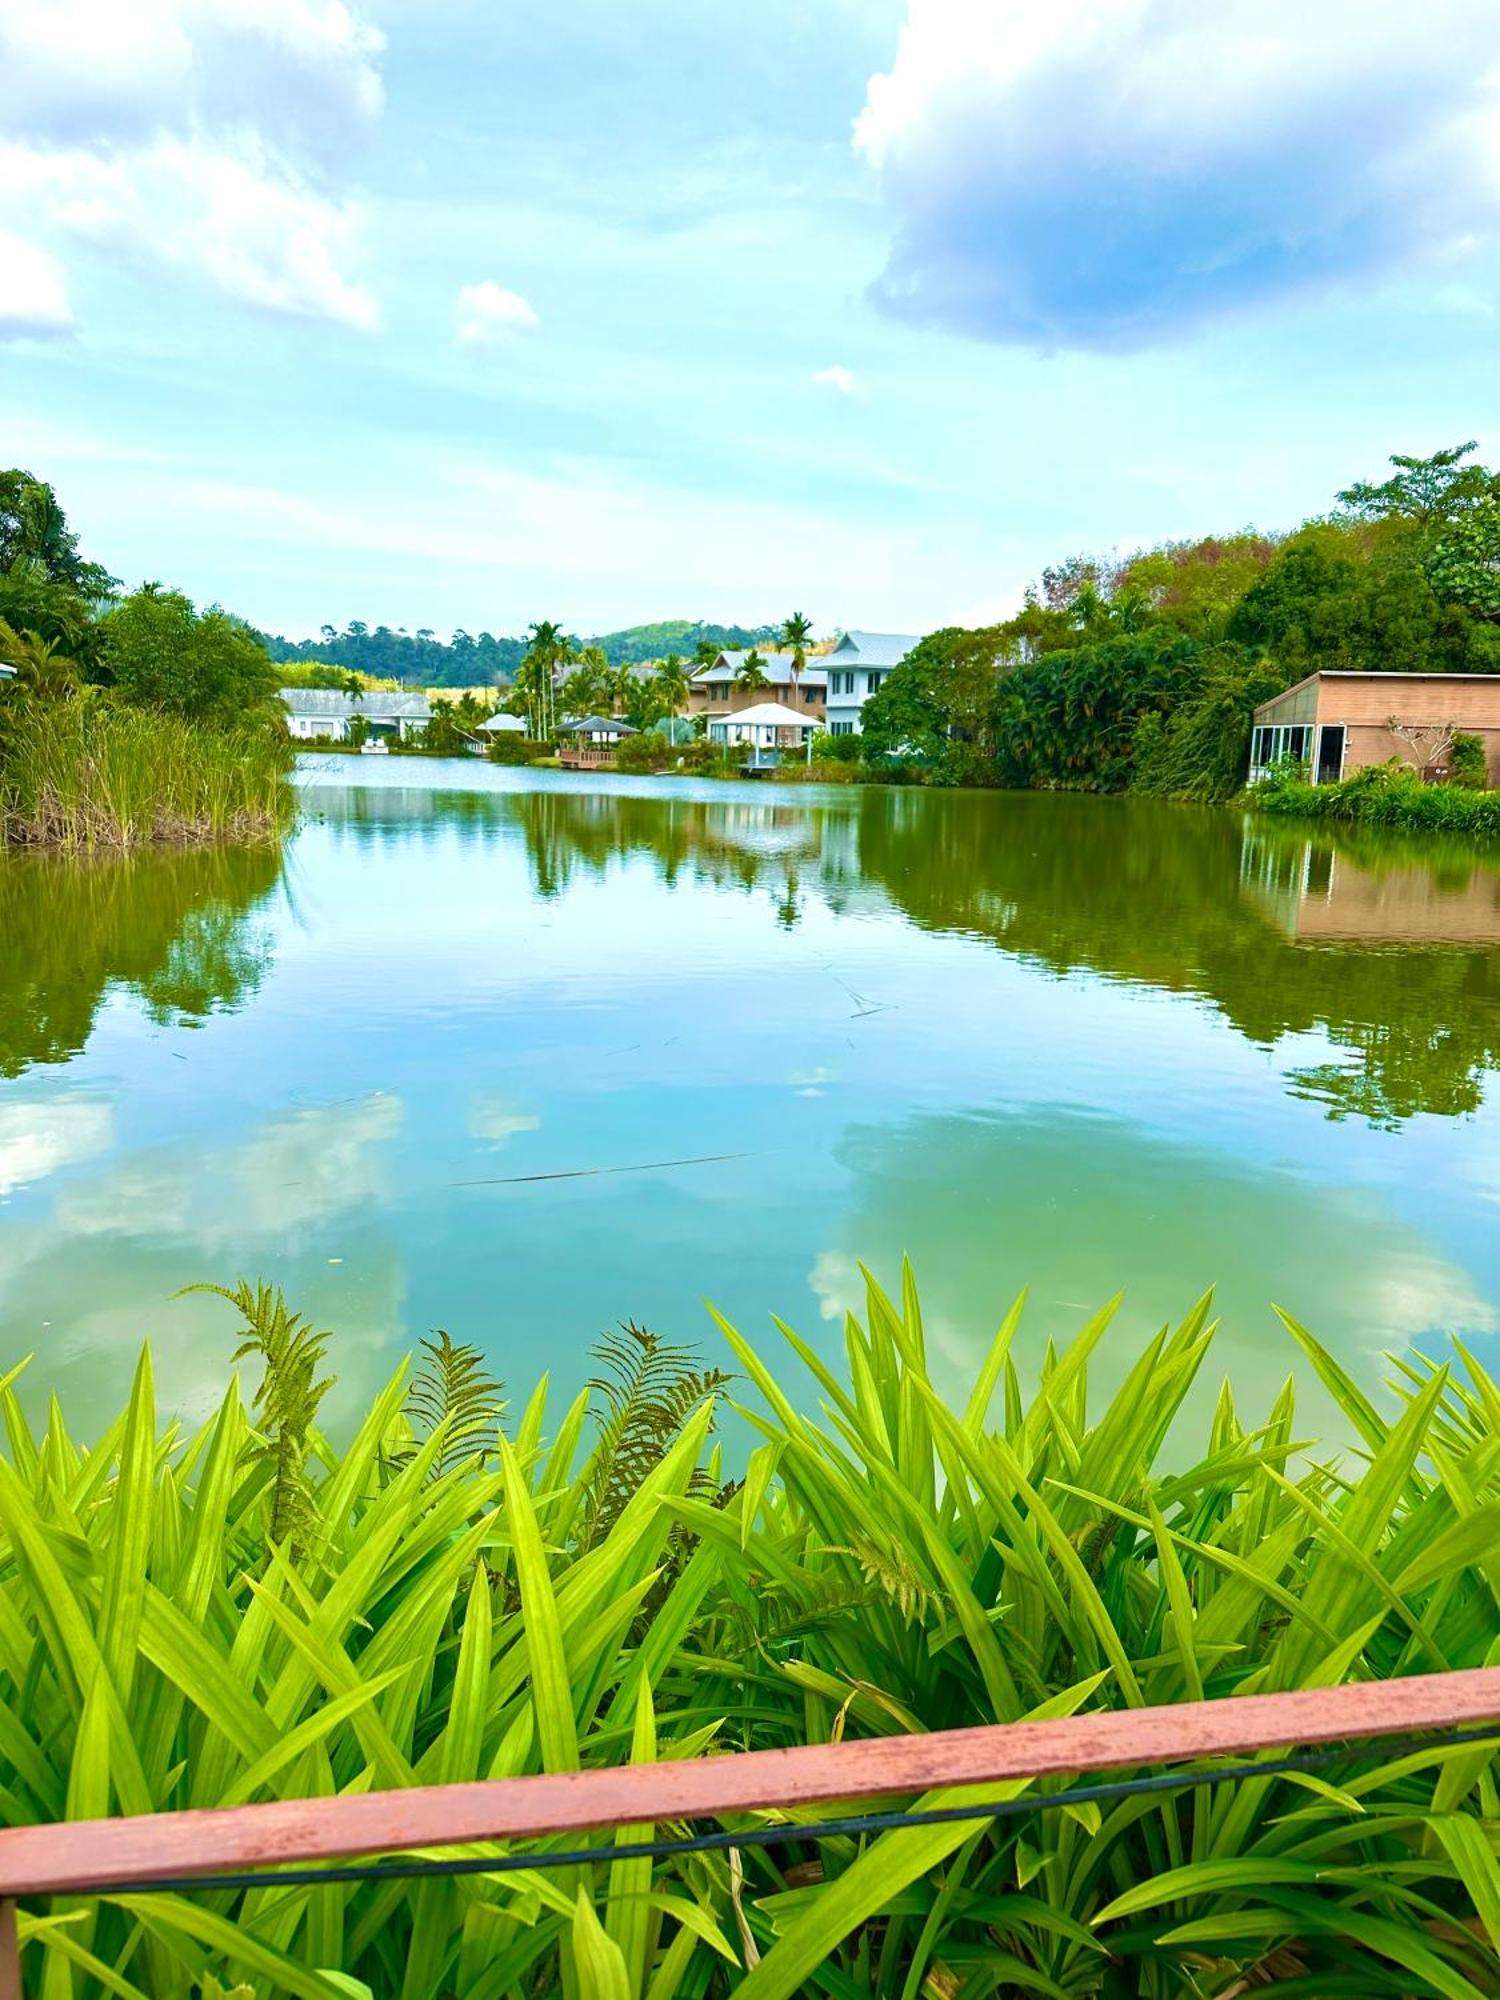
5, 757, 1500, 1442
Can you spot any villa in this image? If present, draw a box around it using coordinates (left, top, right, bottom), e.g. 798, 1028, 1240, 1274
822, 631, 919, 735
687, 651, 826, 722
1250, 671, 1500, 785
280, 688, 432, 743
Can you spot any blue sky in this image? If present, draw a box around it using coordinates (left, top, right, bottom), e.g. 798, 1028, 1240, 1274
3, 0, 1500, 640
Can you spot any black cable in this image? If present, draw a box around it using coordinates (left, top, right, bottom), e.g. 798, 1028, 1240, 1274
76, 1723, 1500, 1901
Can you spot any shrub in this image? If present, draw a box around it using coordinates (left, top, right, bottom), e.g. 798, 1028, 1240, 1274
1253, 757, 1500, 837
613, 732, 673, 773
4, 1270, 1500, 1998
487, 730, 546, 764
1448, 730, 1488, 790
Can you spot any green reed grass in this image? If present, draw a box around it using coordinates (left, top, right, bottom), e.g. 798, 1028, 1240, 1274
0, 696, 292, 851
1, 1271, 1498, 1998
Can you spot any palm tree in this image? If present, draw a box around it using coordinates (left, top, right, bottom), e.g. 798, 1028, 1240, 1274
520, 620, 573, 739
655, 653, 691, 717
0, 619, 81, 700
780, 611, 814, 706
735, 649, 770, 696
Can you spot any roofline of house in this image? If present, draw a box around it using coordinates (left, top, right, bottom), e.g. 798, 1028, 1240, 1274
1255, 668, 1500, 716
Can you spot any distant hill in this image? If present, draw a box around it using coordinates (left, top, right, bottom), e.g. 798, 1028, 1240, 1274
587, 619, 781, 665
256, 618, 782, 686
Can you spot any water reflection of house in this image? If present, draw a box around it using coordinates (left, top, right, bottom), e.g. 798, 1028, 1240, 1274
1240, 831, 1500, 946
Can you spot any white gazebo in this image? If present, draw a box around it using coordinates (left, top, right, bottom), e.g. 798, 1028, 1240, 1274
707, 700, 816, 771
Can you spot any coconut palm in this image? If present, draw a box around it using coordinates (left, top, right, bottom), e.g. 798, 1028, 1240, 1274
519, 619, 573, 739
780, 610, 814, 705
0, 618, 81, 699
655, 653, 691, 716
735, 649, 770, 696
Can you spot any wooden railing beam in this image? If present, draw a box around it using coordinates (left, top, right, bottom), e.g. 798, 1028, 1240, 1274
0, 1669, 1496, 1901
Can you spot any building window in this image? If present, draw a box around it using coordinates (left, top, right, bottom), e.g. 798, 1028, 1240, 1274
866, 672, 883, 694
1249, 723, 1314, 781
803, 685, 819, 703
829, 720, 853, 736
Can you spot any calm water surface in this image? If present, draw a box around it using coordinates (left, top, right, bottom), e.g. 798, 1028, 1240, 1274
6, 757, 1500, 1439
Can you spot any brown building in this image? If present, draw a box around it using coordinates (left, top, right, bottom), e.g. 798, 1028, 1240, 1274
1250, 670, 1500, 786
686, 650, 826, 724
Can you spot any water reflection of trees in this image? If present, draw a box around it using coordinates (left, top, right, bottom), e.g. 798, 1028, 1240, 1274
310, 777, 1500, 1126
0, 846, 281, 1077
850, 790, 1500, 1127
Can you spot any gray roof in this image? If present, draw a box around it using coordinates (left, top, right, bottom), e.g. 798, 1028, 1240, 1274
567, 714, 637, 736
827, 631, 919, 668
280, 688, 431, 721
696, 650, 827, 686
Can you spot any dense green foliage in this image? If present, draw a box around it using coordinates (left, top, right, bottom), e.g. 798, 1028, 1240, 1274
859, 446, 1500, 802
101, 591, 282, 728
0, 695, 292, 850
0, 473, 293, 846
4, 1271, 1500, 1997
1254, 761, 1500, 839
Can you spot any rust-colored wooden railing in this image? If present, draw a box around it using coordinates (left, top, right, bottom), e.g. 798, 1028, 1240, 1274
1, 1669, 1497, 1997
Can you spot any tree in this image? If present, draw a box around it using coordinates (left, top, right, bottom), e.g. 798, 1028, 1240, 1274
1427, 498, 1500, 620
692, 637, 721, 669
995, 630, 1206, 792
1337, 442, 1497, 529
0, 469, 115, 597
780, 611, 814, 703
102, 589, 281, 725
0, 619, 81, 700
517, 619, 573, 739
735, 649, 770, 695
861, 626, 1009, 779
654, 653, 691, 716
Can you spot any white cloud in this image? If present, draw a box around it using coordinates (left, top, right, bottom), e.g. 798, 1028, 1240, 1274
0, 0, 384, 329
455, 281, 541, 344
812, 363, 864, 397
0, 1099, 111, 1195
467, 1093, 541, 1147
0, 229, 74, 339
857, 0, 1500, 348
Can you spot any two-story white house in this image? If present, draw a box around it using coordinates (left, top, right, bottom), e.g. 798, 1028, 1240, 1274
822, 631, 919, 736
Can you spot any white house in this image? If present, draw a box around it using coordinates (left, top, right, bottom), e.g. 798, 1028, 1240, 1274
822, 631, 919, 735
708, 700, 816, 770
280, 689, 432, 743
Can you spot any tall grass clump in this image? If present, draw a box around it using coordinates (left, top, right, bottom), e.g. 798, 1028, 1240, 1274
0, 694, 292, 851
1253, 759, 1500, 839
2, 1270, 1499, 1997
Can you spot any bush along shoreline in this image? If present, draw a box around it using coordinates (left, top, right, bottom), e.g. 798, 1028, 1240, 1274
0, 694, 292, 850
1251, 758, 1500, 838
3, 1268, 1499, 1998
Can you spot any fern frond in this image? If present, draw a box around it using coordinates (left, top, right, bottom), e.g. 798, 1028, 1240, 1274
406, 1330, 505, 1477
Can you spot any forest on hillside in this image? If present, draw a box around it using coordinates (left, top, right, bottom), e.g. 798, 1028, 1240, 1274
256, 617, 781, 685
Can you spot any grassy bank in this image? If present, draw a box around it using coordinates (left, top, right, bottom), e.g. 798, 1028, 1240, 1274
2, 1271, 1498, 1997
0, 695, 292, 851
1251, 761, 1500, 838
